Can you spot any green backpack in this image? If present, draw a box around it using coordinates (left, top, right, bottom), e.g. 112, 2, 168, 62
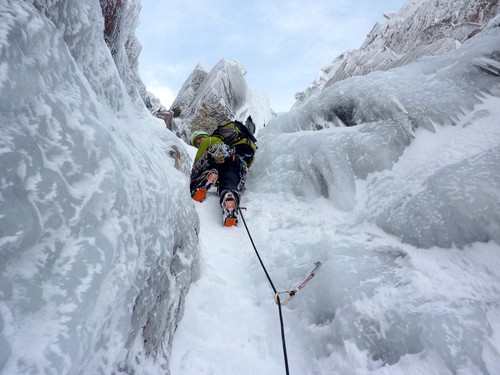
211, 120, 257, 167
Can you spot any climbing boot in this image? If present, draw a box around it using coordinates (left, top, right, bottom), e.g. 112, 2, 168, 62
191, 169, 218, 203
221, 191, 238, 227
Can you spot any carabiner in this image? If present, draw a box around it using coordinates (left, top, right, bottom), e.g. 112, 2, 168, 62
274, 289, 297, 306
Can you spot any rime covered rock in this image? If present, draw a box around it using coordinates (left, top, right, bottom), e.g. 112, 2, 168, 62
0, 1, 198, 373
170, 63, 210, 118
171, 59, 274, 139
99, 0, 167, 117
294, 0, 500, 106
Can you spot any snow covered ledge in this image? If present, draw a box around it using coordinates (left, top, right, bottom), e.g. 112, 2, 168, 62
0, 1, 199, 373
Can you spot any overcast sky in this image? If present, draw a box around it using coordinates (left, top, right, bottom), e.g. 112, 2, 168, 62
136, 0, 407, 113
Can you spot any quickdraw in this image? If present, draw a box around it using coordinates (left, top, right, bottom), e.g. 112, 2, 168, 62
239, 205, 322, 375
274, 262, 322, 306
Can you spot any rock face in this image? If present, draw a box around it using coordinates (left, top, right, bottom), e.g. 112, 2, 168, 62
170, 59, 275, 140
294, 0, 500, 106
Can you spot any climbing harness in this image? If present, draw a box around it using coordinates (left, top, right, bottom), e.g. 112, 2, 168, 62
274, 262, 322, 306
238, 207, 321, 375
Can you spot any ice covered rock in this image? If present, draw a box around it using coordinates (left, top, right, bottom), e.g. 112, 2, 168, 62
0, 1, 199, 373
376, 148, 500, 248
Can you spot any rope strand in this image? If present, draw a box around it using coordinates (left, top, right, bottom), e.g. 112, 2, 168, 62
238, 207, 291, 375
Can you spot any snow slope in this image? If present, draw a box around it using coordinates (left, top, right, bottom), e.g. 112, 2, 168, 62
169, 191, 286, 375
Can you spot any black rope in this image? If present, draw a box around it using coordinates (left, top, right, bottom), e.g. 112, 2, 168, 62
238, 207, 291, 375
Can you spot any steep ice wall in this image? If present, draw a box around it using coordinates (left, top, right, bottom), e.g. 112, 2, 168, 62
0, 1, 199, 374
294, 0, 500, 107
254, 24, 500, 248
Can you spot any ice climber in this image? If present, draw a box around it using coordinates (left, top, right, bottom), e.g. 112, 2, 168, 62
189, 118, 257, 227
